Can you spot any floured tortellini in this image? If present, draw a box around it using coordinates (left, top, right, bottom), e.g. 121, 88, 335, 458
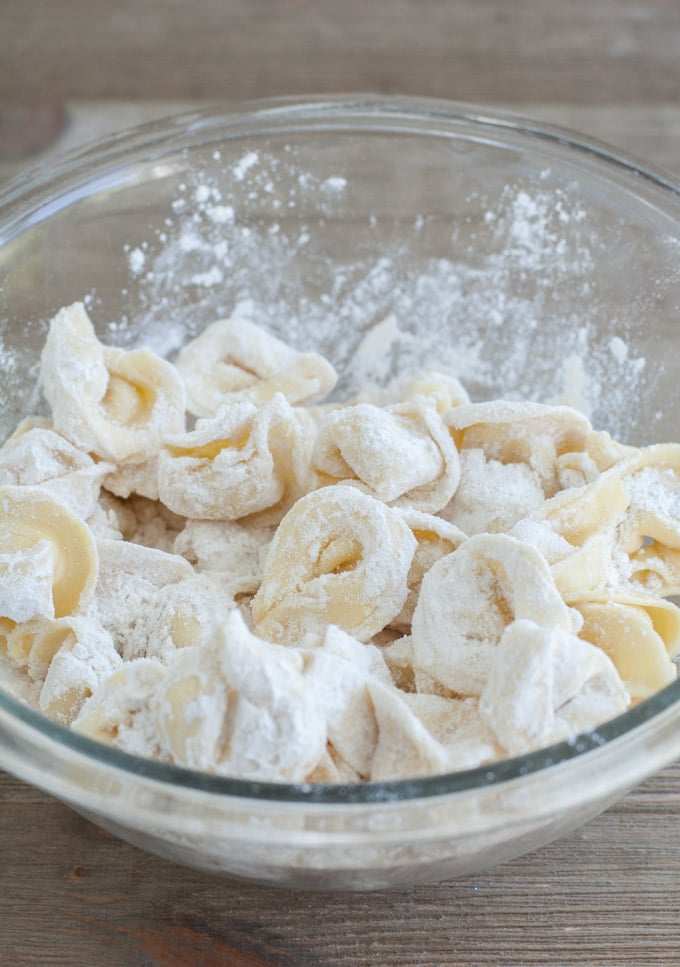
4, 615, 111, 685
158, 394, 314, 523
515, 443, 680, 598
400, 370, 470, 412
479, 619, 628, 756
440, 448, 545, 536
512, 468, 629, 596
312, 400, 460, 513
555, 430, 635, 491
4, 301, 680, 785
38, 620, 122, 725
95, 538, 226, 662
40, 302, 185, 463
73, 659, 168, 758
446, 401, 593, 498
151, 644, 229, 773
0, 613, 123, 726
0, 426, 113, 519
568, 590, 680, 700
190, 611, 326, 781
176, 317, 337, 417
252, 485, 417, 643
367, 680, 460, 780
303, 625, 393, 779
367, 681, 500, 780
77, 612, 327, 782
616, 444, 680, 595
411, 533, 579, 696
0, 486, 98, 622
390, 509, 466, 631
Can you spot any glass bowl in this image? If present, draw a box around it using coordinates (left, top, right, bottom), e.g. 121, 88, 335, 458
1, 96, 680, 890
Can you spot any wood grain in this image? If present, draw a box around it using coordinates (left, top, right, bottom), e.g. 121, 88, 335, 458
2, 0, 680, 104
2, 764, 680, 966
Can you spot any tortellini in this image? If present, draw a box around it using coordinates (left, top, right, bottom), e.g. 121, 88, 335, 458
73, 659, 168, 758
303, 625, 394, 778
94, 538, 224, 662
0, 426, 113, 519
175, 316, 337, 417
446, 401, 594, 497
400, 370, 470, 413
36, 618, 121, 724
390, 509, 466, 631
440, 448, 545, 536
411, 533, 579, 696
515, 443, 680, 599
617, 444, 680, 595
252, 485, 417, 643
513, 465, 631, 595
568, 591, 680, 700
76, 611, 327, 782
479, 619, 629, 756
368, 683, 500, 780
3, 303, 679, 785
158, 394, 313, 522
312, 400, 460, 513
0, 485, 98, 622
40, 302, 185, 463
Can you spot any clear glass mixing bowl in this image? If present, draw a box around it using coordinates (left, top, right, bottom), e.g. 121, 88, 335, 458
1, 96, 680, 890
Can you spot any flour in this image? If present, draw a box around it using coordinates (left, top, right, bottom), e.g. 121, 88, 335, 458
625, 466, 680, 523
127, 247, 146, 276
174, 519, 274, 593
609, 336, 629, 362
113, 164, 655, 441
440, 448, 545, 535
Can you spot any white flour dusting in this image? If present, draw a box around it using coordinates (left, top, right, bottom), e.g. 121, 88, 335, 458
127, 247, 146, 276
97, 153, 656, 441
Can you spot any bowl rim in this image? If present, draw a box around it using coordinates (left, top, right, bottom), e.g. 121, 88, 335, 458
3, 672, 680, 804
1, 93, 680, 224
2, 94, 680, 806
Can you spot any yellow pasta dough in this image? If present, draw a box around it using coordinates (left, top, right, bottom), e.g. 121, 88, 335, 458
0, 485, 98, 621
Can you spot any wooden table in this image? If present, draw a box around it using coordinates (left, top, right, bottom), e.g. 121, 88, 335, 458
2, 3, 680, 964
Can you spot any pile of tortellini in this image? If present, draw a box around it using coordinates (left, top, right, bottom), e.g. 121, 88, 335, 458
1, 302, 679, 783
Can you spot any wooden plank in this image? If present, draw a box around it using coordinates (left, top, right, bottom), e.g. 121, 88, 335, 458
1, 764, 680, 965
2, 0, 680, 104
0, 771, 54, 802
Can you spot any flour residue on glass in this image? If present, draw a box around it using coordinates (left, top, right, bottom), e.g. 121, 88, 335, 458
114, 148, 651, 438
